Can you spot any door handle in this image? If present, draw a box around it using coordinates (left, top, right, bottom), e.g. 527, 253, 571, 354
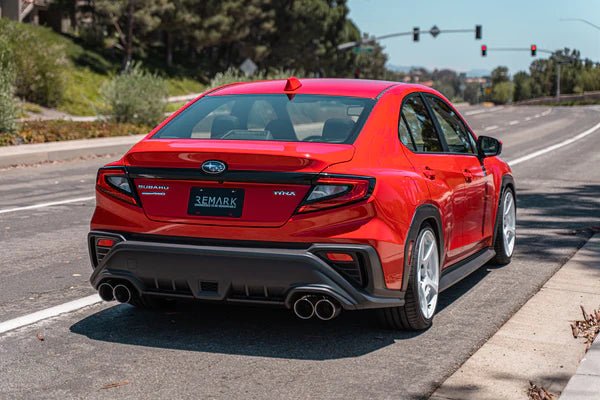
463, 169, 473, 183
423, 166, 436, 180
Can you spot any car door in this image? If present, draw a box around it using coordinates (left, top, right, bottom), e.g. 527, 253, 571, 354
424, 94, 491, 257
398, 93, 468, 267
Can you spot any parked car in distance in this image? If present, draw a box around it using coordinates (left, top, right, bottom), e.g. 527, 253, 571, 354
88, 78, 515, 330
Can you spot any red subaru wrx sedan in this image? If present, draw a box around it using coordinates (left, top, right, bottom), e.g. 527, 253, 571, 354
88, 78, 515, 330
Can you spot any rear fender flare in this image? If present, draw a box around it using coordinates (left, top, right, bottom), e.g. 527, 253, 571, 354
491, 174, 516, 246
401, 204, 445, 292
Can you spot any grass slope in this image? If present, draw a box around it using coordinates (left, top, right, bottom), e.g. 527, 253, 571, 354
2, 20, 203, 116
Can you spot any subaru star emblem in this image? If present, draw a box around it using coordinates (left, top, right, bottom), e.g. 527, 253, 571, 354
201, 160, 227, 174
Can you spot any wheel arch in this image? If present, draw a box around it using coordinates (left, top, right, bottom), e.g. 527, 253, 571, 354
401, 203, 445, 292
491, 174, 516, 246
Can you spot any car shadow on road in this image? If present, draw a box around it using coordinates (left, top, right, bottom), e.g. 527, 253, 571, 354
70, 301, 425, 360
512, 183, 600, 263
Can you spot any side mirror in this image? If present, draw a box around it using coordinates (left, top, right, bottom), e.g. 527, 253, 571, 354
477, 135, 502, 157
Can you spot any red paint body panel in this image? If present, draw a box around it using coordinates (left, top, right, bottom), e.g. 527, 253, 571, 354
90, 79, 513, 293
125, 140, 354, 172
135, 178, 310, 227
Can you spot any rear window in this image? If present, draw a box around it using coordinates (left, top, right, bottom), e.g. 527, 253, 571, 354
153, 94, 375, 144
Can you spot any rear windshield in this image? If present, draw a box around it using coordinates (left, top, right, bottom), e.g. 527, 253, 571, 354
153, 94, 375, 144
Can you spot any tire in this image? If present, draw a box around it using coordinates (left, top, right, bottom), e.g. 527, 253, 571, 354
378, 223, 440, 331
490, 187, 516, 265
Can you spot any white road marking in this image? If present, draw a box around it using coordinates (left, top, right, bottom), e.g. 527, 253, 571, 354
508, 121, 600, 166
464, 106, 505, 116
485, 125, 499, 131
534, 114, 541, 118
0, 295, 102, 334
525, 117, 532, 121
541, 109, 551, 116
0, 196, 95, 215
509, 120, 519, 125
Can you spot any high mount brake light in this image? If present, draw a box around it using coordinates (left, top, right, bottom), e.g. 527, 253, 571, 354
96, 168, 138, 206
296, 176, 374, 214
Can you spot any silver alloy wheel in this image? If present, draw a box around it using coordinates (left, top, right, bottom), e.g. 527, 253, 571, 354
502, 190, 516, 257
416, 229, 440, 319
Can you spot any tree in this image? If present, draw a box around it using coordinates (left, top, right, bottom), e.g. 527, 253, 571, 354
491, 81, 514, 104
94, 0, 164, 68
463, 82, 481, 105
491, 66, 509, 86
513, 71, 532, 102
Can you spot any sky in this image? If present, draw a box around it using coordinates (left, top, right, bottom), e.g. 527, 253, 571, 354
347, 0, 600, 75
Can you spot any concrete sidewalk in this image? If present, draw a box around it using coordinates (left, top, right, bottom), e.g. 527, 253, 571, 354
431, 234, 600, 399
560, 334, 600, 399
0, 134, 145, 168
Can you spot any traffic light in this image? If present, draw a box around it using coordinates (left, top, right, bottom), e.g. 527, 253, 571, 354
475, 25, 482, 40
481, 45, 487, 57
413, 27, 420, 42
530, 44, 537, 56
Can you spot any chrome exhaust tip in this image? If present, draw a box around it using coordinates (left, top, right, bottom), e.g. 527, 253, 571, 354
293, 295, 316, 320
113, 284, 132, 304
98, 282, 114, 301
314, 298, 341, 321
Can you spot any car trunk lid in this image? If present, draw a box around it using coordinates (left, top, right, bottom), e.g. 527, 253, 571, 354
125, 139, 354, 227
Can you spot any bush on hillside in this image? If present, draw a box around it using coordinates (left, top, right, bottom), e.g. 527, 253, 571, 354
100, 63, 168, 126
0, 37, 19, 134
0, 19, 67, 107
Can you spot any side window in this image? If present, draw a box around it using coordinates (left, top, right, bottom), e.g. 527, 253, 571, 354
401, 95, 443, 152
427, 96, 475, 154
398, 115, 416, 151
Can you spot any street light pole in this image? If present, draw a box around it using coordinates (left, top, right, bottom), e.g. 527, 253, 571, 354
560, 18, 600, 31
556, 62, 560, 100
561, 18, 600, 58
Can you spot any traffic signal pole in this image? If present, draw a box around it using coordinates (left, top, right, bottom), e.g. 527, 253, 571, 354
337, 25, 482, 51
480, 46, 571, 100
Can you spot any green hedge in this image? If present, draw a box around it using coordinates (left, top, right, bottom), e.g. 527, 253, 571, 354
0, 120, 149, 146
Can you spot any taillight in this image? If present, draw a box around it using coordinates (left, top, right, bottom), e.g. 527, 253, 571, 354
296, 176, 374, 214
96, 168, 138, 206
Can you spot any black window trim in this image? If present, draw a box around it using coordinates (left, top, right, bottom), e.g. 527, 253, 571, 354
422, 93, 479, 157
397, 91, 481, 158
397, 92, 446, 155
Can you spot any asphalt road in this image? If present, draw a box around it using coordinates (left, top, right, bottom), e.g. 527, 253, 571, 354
1, 105, 600, 399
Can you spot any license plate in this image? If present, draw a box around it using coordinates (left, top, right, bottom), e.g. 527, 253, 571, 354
187, 188, 244, 218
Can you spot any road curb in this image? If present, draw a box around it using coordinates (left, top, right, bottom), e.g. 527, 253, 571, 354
560, 333, 600, 399
431, 234, 600, 399
0, 135, 145, 168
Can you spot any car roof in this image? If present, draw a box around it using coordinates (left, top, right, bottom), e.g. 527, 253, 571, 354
209, 78, 419, 99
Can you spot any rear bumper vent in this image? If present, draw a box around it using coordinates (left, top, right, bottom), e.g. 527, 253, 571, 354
314, 251, 368, 288
88, 233, 125, 268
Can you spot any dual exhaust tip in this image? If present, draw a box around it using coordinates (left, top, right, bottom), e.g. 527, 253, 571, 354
99, 283, 341, 320
293, 295, 341, 321
98, 282, 132, 304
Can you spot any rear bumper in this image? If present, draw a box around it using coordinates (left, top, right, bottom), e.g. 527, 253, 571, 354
88, 231, 404, 310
